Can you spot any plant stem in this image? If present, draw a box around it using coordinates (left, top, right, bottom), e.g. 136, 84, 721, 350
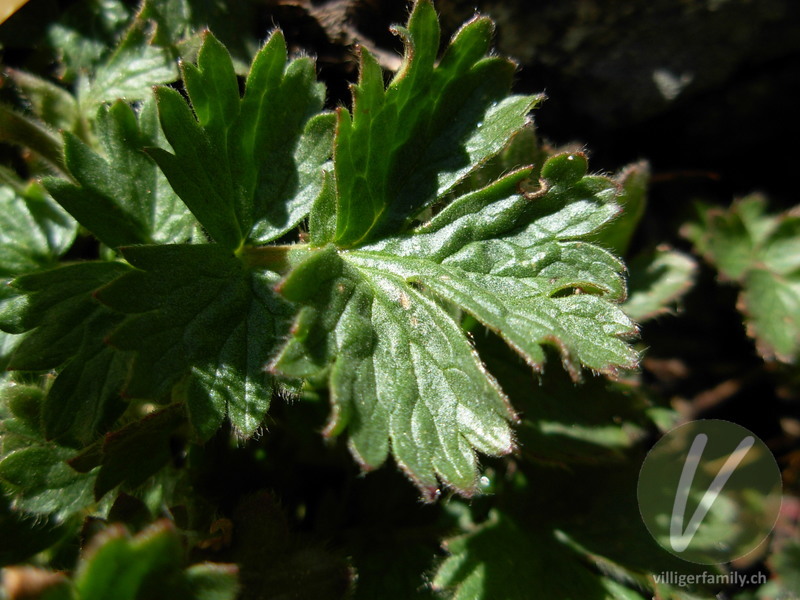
237, 243, 309, 273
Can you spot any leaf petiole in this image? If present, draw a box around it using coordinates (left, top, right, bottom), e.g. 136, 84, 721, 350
237, 243, 311, 274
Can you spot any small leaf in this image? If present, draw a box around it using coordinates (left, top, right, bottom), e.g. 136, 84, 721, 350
0, 444, 96, 520
0, 262, 130, 370
184, 564, 240, 600
45, 0, 132, 82
592, 161, 650, 257
477, 335, 651, 464
0, 179, 77, 277
45, 97, 197, 249
433, 509, 628, 600
150, 30, 332, 249
140, 0, 263, 71
78, 19, 178, 110
4, 520, 238, 600
684, 194, 800, 362
74, 520, 238, 600
96, 245, 294, 439
0, 385, 97, 521
0, 263, 131, 445
0, 104, 67, 174
75, 523, 181, 600
433, 461, 714, 600
740, 267, 800, 363
4, 68, 80, 133
624, 246, 697, 322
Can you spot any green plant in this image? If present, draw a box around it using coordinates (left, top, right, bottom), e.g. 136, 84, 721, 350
0, 1, 797, 599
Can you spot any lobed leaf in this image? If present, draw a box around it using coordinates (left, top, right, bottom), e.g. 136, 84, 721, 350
3, 67, 80, 133
0, 385, 97, 522
433, 460, 714, 600
276, 153, 638, 495
273, 245, 516, 497
684, 194, 800, 362
77, 18, 178, 111
0, 262, 130, 370
624, 247, 697, 322
0, 104, 67, 174
150, 30, 333, 249
0, 262, 131, 446
0, 178, 76, 277
73, 521, 238, 600
96, 245, 294, 439
330, 0, 540, 247
45, 97, 197, 249
476, 335, 652, 465
45, 0, 133, 83
433, 509, 637, 600
593, 161, 650, 257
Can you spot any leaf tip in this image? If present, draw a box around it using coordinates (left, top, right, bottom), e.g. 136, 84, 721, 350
541, 151, 589, 185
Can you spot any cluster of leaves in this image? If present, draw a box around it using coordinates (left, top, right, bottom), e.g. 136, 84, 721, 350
0, 0, 798, 598
684, 195, 800, 363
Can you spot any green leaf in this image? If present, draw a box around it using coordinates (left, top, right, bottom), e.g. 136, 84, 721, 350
75, 523, 182, 600
77, 18, 178, 111
74, 521, 238, 600
624, 247, 697, 322
150, 30, 332, 249
141, 0, 264, 72
0, 179, 77, 277
184, 564, 240, 600
96, 245, 293, 439
273, 245, 516, 497
433, 509, 640, 600
3, 67, 80, 133
42, 310, 130, 447
433, 460, 714, 600
45, 98, 197, 249
275, 154, 638, 496
0, 444, 96, 521
0, 262, 131, 445
330, 0, 540, 247
0, 519, 238, 600
740, 266, 800, 362
593, 161, 650, 257
476, 335, 651, 465
45, 0, 132, 82
0, 261, 130, 370
0, 385, 97, 521
684, 194, 800, 362
0, 104, 67, 174
140, 0, 194, 48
